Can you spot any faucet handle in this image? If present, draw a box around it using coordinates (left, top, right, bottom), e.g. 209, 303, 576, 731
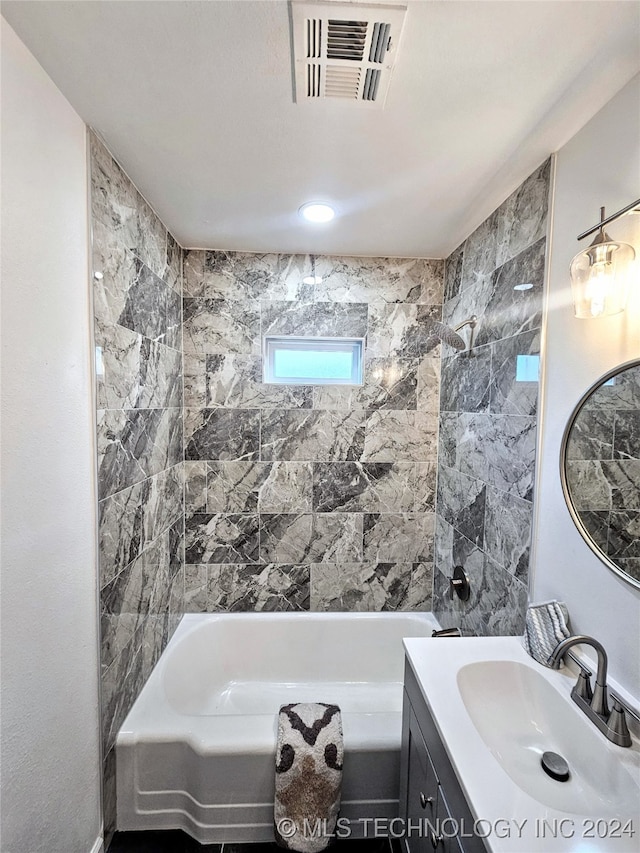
606, 697, 632, 748
573, 669, 594, 704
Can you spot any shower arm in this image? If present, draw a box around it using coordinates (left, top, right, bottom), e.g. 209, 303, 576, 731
453, 315, 478, 352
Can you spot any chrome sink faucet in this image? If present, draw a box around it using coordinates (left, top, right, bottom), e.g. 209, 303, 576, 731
548, 635, 632, 748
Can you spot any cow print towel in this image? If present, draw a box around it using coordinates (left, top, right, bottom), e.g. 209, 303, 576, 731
274, 702, 343, 853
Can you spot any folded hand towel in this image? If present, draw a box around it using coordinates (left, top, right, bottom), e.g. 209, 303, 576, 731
274, 702, 343, 853
522, 600, 571, 667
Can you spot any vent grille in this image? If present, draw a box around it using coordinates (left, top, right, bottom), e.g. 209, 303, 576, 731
369, 22, 391, 63
292, 1, 407, 109
326, 19, 367, 60
362, 68, 381, 101
306, 18, 322, 58
326, 66, 361, 98
306, 63, 321, 97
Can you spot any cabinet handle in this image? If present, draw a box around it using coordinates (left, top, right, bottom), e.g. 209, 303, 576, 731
430, 830, 443, 849
419, 792, 434, 809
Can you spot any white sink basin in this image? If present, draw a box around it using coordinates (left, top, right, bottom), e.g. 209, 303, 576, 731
457, 659, 639, 817
403, 636, 640, 853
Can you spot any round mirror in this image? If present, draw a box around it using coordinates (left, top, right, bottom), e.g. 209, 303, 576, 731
561, 358, 640, 589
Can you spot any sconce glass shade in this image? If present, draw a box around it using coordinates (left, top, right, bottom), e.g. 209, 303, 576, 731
570, 230, 635, 318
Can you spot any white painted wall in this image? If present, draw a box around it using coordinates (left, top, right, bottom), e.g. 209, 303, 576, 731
0, 19, 102, 853
533, 75, 640, 694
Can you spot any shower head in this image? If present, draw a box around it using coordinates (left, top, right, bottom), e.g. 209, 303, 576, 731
427, 320, 466, 351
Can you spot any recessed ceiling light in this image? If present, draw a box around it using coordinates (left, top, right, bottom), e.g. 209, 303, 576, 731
303, 275, 323, 285
514, 282, 534, 291
299, 202, 335, 224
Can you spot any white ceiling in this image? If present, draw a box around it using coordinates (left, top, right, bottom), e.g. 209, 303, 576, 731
2, 0, 639, 258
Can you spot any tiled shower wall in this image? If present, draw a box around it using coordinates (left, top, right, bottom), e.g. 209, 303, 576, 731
90, 133, 185, 837
433, 159, 551, 634
181, 253, 444, 611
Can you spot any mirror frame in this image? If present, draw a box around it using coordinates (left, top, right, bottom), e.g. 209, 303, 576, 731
560, 357, 640, 591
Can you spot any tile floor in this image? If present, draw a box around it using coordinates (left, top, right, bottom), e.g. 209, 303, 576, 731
109, 833, 395, 853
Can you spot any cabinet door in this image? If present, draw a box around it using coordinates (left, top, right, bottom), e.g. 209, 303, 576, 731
405, 706, 438, 853
428, 788, 463, 853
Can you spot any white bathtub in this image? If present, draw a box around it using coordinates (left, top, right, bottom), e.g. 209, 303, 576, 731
116, 611, 439, 843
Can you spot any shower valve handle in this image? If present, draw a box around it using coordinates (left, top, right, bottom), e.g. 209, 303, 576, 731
449, 566, 470, 601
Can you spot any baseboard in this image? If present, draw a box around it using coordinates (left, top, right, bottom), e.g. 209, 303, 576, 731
89, 832, 104, 853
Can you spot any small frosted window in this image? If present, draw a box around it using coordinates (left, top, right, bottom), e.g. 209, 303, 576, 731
516, 354, 540, 382
264, 337, 364, 385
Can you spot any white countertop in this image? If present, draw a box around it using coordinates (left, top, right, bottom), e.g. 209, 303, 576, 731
403, 636, 640, 853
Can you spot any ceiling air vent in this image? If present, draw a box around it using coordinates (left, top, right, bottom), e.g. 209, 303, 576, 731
291, 1, 407, 108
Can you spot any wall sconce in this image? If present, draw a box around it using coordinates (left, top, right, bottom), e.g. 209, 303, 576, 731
570, 199, 639, 318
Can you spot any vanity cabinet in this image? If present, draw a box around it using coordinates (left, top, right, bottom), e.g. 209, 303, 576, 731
399, 662, 487, 853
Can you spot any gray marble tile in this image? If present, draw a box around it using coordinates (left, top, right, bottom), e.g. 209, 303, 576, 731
565, 461, 613, 511
96, 323, 182, 410
313, 462, 415, 512
312, 358, 418, 411
202, 251, 312, 301
183, 297, 260, 354
613, 410, 640, 460
440, 346, 492, 413
183, 353, 207, 408
566, 410, 614, 460
90, 133, 138, 251
475, 238, 545, 347
414, 462, 438, 512
437, 413, 458, 470
136, 196, 168, 283
367, 303, 442, 358
310, 562, 431, 611
184, 513, 260, 563
495, 159, 551, 268
262, 300, 368, 338
615, 557, 640, 582
459, 211, 498, 292
578, 510, 610, 555
101, 630, 144, 756
417, 357, 440, 412
442, 270, 493, 334
206, 354, 312, 409
260, 513, 363, 563
207, 564, 310, 611
100, 528, 172, 670
444, 243, 464, 304
164, 231, 182, 294
608, 511, 640, 559
184, 408, 260, 461
483, 486, 532, 582
312, 256, 443, 304
604, 460, 640, 510
111, 257, 179, 347
489, 330, 540, 416
184, 564, 209, 611
433, 530, 527, 637
362, 513, 433, 563
103, 748, 117, 844
97, 407, 183, 500
584, 365, 640, 411
205, 460, 265, 512
99, 463, 184, 588
261, 410, 365, 461
183, 249, 205, 297
456, 413, 537, 500
184, 461, 207, 514
363, 410, 437, 462
436, 465, 486, 547
258, 462, 313, 512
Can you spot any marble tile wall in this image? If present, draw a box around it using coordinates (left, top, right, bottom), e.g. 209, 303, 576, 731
181, 252, 444, 613
433, 159, 551, 635
565, 363, 640, 581
90, 132, 184, 840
